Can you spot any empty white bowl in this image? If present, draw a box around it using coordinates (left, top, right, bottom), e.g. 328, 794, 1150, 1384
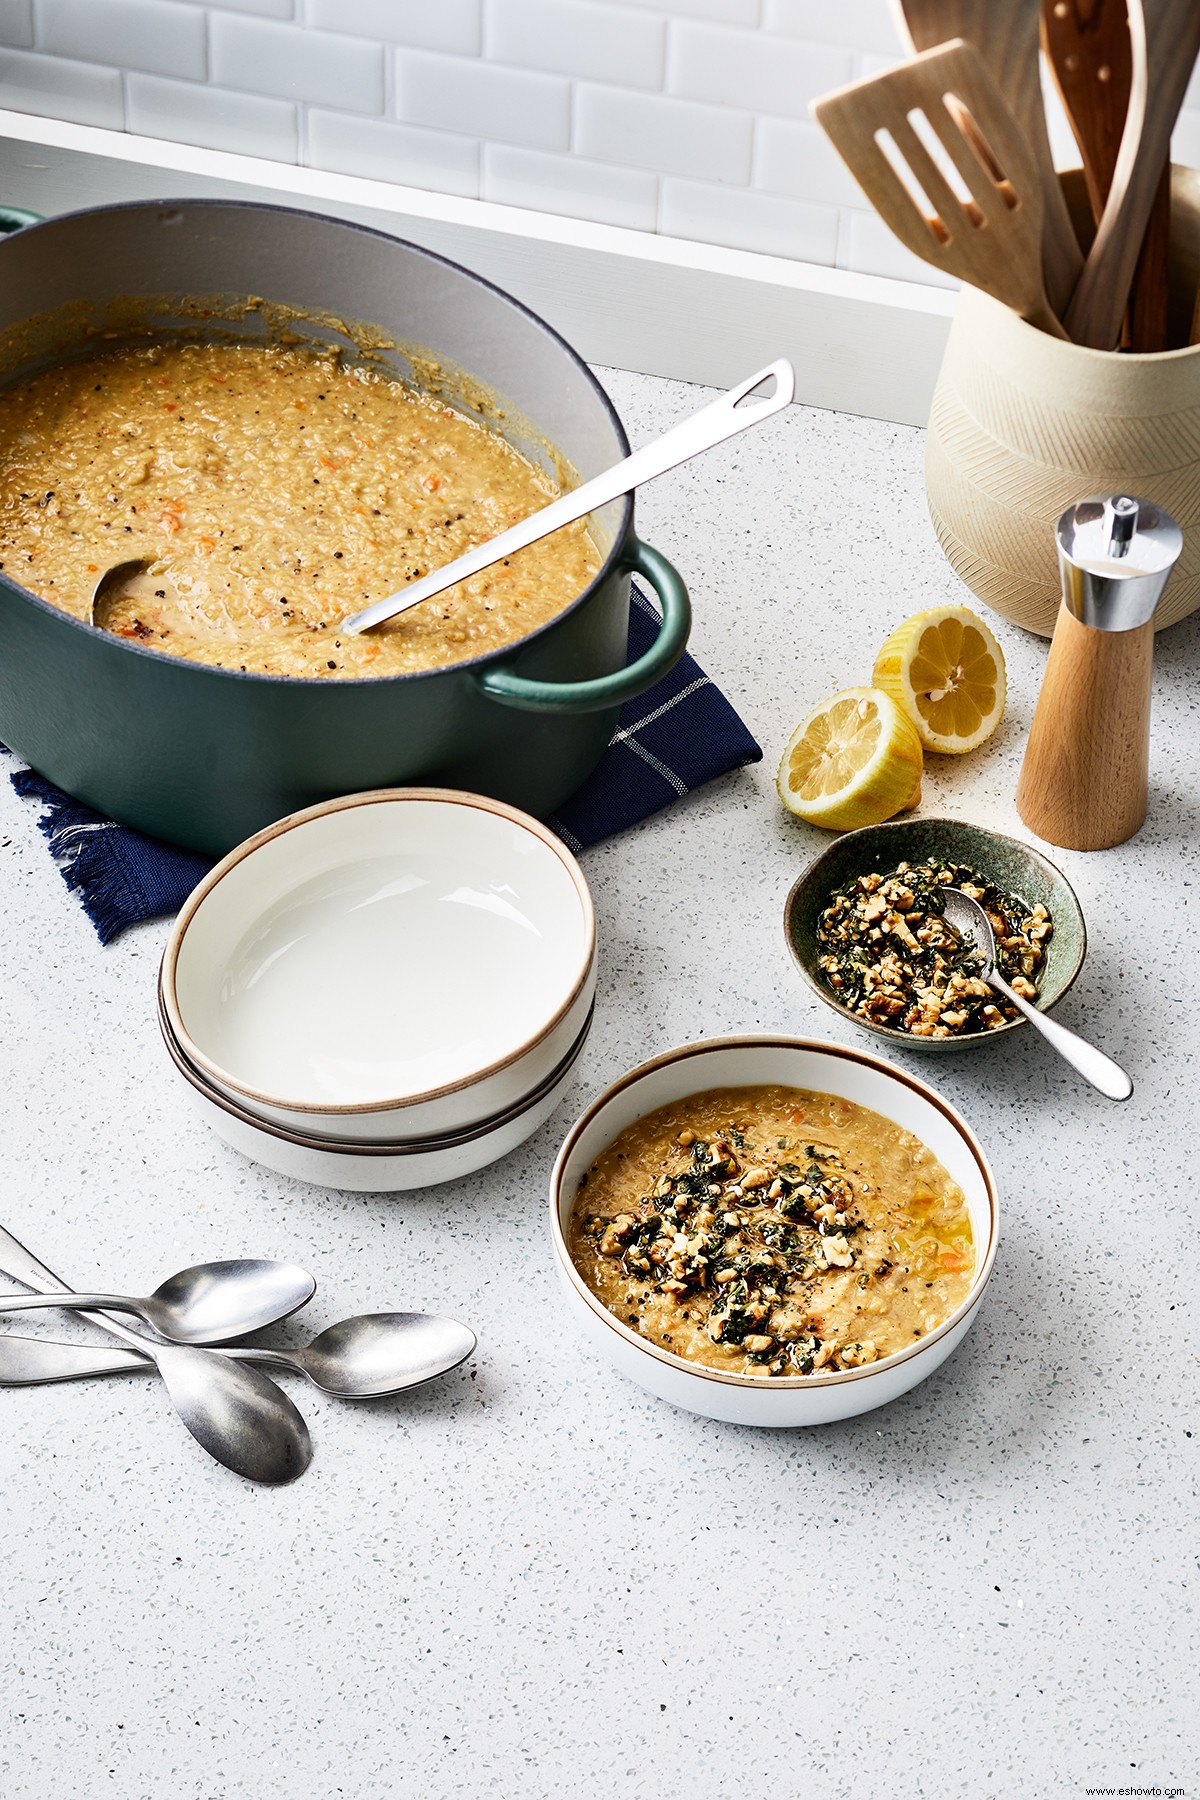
162, 992, 593, 1191
550, 1035, 998, 1427
161, 788, 596, 1141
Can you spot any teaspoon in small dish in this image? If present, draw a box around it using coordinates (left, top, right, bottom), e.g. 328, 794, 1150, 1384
940, 886, 1133, 1101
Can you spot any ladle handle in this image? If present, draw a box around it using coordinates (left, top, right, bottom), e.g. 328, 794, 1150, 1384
990, 972, 1133, 1101
343, 358, 796, 635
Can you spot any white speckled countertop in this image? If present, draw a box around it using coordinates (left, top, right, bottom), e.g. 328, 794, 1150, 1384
1, 367, 1196, 1800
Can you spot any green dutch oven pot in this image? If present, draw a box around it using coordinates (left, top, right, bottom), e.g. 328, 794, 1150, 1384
0, 201, 690, 854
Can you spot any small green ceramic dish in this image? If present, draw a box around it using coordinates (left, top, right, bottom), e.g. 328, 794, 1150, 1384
783, 817, 1087, 1052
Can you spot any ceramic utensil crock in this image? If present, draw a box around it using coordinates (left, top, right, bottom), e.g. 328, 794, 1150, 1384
1016, 493, 1182, 850
926, 166, 1200, 635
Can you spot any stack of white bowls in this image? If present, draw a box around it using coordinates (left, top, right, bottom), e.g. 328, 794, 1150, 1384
158, 789, 596, 1191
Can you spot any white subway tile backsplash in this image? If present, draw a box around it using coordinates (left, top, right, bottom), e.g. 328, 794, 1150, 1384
211, 13, 384, 111
668, 18, 851, 120
9, 0, 975, 296
174, 0, 295, 17
754, 115, 865, 211
483, 141, 657, 229
576, 83, 753, 184
838, 208, 958, 289
395, 48, 569, 150
307, 109, 479, 196
127, 72, 298, 159
606, 0, 761, 22
763, 0, 901, 56
0, 0, 33, 49
304, 0, 481, 55
36, 0, 207, 81
0, 45, 122, 125
486, 0, 665, 92
662, 173, 838, 260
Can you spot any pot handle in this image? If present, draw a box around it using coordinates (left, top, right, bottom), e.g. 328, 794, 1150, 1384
474, 537, 690, 716
0, 207, 42, 235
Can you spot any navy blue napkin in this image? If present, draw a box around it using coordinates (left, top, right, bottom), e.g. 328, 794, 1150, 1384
8, 582, 760, 944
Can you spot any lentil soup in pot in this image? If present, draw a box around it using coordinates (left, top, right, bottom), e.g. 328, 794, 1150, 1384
0, 340, 601, 679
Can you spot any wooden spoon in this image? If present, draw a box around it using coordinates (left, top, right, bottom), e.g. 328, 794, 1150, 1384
1065, 0, 1200, 348
812, 39, 1069, 338
1042, 0, 1170, 351
892, 0, 1083, 318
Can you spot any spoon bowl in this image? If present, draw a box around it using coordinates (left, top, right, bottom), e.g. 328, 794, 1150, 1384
89, 558, 150, 630
144, 1259, 317, 1342
229, 1311, 477, 1398
152, 1340, 312, 1484
0, 1257, 317, 1344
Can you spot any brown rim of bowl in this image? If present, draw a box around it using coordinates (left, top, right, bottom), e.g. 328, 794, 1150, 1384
548, 1033, 999, 1392
160, 786, 596, 1118
161, 988, 594, 1154
783, 818, 1087, 1048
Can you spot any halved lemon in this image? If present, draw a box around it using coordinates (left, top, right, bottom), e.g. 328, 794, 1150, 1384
873, 603, 1006, 754
776, 686, 923, 831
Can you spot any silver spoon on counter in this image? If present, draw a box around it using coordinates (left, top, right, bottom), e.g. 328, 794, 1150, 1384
220, 1312, 476, 1397
0, 1224, 312, 1483
0, 1311, 476, 1400
940, 887, 1133, 1102
0, 1258, 316, 1344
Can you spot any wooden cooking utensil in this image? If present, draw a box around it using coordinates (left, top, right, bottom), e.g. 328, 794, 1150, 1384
1042, 0, 1170, 351
892, 0, 1083, 317
1065, 0, 1200, 349
1016, 494, 1182, 850
812, 39, 1069, 338
1041, 0, 1131, 220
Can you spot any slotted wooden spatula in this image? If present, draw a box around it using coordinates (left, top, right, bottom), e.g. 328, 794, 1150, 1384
892, 0, 1083, 317
812, 39, 1069, 338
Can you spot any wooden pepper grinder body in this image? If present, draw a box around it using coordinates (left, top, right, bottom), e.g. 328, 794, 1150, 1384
1016, 495, 1182, 851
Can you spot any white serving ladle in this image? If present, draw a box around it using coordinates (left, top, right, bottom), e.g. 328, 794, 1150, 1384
341, 359, 795, 636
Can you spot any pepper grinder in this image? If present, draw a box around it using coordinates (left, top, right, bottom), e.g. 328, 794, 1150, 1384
1016, 494, 1183, 851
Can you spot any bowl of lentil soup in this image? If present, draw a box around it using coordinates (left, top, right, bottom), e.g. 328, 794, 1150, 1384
549, 1035, 997, 1427
784, 818, 1086, 1053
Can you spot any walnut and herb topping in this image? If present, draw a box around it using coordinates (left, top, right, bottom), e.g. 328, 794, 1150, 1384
582, 1125, 884, 1377
568, 1085, 975, 1381
816, 858, 1052, 1038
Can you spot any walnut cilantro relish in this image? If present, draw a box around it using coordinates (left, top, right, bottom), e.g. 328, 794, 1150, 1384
816, 859, 1052, 1038
566, 1085, 974, 1380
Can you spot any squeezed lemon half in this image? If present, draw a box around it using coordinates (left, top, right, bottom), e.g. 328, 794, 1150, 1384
776, 686, 923, 831
873, 603, 1006, 754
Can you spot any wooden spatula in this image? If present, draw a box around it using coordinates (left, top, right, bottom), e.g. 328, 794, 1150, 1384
812, 39, 1069, 338
1042, 0, 1170, 351
892, 0, 1083, 317
1042, 0, 1132, 218
1065, 0, 1200, 348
